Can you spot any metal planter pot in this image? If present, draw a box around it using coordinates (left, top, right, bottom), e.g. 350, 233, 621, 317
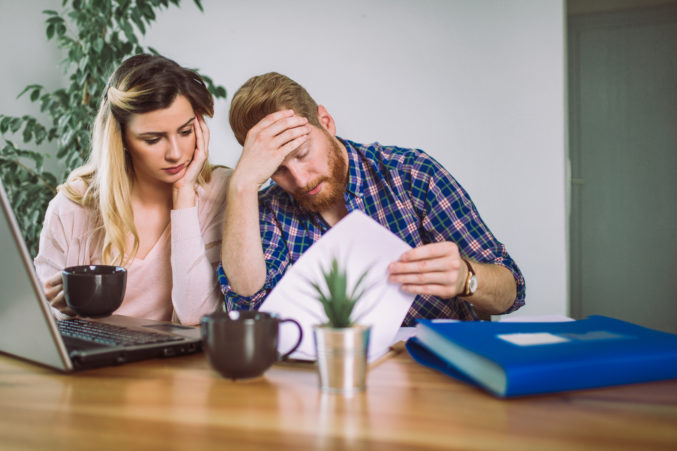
312, 325, 371, 396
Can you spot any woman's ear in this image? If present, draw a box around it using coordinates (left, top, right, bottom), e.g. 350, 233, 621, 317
317, 105, 336, 136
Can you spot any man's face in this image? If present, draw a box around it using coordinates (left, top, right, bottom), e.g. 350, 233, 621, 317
271, 125, 348, 213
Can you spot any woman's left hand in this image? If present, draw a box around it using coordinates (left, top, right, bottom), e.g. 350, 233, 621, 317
173, 115, 210, 208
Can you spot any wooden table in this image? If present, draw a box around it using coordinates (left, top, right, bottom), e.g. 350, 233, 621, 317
1, 347, 676, 450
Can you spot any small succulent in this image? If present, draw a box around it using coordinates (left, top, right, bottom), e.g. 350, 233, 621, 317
309, 257, 373, 328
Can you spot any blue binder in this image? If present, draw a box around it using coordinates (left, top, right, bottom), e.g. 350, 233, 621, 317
406, 315, 677, 397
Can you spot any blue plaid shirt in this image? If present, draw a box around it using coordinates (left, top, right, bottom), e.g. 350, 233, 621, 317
217, 138, 525, 325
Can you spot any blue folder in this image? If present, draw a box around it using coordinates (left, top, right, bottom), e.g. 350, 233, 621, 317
406, 315, 677, 397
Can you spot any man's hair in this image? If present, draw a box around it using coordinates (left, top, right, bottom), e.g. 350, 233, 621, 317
229, 72, 321, 146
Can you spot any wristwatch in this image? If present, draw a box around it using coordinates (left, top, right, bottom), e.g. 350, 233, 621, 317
460, 259, 477, 297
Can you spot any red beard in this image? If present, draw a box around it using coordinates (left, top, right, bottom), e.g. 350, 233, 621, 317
292, 133, 348, 213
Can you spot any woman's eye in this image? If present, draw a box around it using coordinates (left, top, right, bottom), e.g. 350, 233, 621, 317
180, 128, 193, 136
144, 138, 160, 145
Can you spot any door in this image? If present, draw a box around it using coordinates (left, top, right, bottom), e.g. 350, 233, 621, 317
569, 5, 677, 333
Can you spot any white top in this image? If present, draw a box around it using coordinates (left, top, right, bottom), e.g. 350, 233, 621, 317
34, 167, 232, 325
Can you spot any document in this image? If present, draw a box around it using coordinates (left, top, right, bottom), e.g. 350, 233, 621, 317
498, 314, 574, 323
259, 210, 416, 363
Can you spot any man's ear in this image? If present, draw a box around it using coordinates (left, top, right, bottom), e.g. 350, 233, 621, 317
317, 105, 336, 136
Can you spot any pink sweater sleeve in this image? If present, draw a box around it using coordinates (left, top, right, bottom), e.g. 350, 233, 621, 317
34, 196, 68, 285
33, 191, 95, 320
170, 167, 232, 325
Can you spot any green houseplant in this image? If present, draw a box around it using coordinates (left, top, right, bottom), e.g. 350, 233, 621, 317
309, 257, 374, 395
0, 0, 226, 257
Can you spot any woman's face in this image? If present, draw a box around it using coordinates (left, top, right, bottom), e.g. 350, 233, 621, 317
123, 94, 196, 186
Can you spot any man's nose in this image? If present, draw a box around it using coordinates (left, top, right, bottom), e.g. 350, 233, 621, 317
287, 163, 309, 188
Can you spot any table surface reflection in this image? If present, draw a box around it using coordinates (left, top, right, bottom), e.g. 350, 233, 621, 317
1, 346, 676, 450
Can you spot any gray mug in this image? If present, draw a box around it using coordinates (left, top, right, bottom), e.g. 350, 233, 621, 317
201, 310, 303, 379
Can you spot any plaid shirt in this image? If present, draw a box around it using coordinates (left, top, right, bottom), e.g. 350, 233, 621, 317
217, 138, 525, 325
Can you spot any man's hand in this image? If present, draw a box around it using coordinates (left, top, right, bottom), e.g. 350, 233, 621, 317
43, 272, 76, 316
387, 242, 466, 299
388, 241, 519, 315
233, 109, 310, 189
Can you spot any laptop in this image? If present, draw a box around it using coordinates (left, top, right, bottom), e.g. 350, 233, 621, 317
0, 180, 202, 371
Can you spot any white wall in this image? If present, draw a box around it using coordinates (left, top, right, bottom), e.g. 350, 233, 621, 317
0, 0, 567, 318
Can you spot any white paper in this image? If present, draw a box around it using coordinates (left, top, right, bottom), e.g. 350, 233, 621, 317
260, 210, 415, 363
391, 327, 418, 345
498, 315, 574, 323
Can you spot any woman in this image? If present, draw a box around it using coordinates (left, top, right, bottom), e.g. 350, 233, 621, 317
34, 54, 231, 325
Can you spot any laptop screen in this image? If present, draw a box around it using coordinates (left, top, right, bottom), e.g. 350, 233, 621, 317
0, 180, 71, 371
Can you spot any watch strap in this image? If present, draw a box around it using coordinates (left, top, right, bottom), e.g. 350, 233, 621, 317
460, 259, 476, 297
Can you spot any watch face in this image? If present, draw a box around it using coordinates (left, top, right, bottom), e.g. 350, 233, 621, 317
469, 275, 478, 294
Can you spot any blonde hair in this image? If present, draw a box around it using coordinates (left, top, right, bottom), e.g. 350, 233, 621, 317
61, 54, 214, 266
229, 72, 321, 146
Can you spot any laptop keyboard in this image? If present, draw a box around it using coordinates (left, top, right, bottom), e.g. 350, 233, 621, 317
57, 318, 183, 347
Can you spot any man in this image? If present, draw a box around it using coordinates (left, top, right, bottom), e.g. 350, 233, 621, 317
218, 72, 525, 325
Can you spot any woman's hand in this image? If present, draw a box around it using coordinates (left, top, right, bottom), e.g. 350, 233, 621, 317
43, 272, 76, 316
173, 115, 210, 209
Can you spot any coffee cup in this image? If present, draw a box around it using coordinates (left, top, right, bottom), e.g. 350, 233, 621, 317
62, 265, 127, 318
201, 310, 303, 379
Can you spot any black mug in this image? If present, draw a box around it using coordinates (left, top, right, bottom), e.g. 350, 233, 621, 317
62, 265, 127, 317
201, 310, 303, 379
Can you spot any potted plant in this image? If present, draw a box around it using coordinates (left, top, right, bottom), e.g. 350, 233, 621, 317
308, 256, 374, 396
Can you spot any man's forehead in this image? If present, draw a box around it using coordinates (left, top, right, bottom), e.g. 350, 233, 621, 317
281, 141, 308, 163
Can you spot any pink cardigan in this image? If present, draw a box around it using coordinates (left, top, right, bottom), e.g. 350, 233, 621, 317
34, 167, 232, 325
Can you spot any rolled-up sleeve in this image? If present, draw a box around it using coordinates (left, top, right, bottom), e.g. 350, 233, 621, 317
413, 151, 525, 313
